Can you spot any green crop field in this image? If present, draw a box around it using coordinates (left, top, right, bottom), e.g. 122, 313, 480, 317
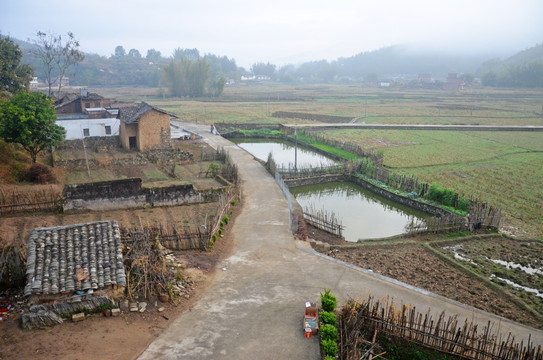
323, 129, 543, 239
91, 83, 543, 238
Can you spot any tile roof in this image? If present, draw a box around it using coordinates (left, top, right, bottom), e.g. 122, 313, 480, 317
119, 102, 178, 124
24, 221, 126, 297
54, 92, 105, 109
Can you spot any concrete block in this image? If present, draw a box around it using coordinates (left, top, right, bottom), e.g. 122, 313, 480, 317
72, 313, 85, 322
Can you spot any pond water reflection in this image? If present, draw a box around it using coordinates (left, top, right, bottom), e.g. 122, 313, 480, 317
231, 139, 337, 169
291, 182, 428, 242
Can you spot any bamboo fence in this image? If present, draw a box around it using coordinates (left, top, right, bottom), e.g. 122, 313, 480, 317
121, 224, 210, 251
0, 188, 62, 215
339, 296, 543, 360
303, 204, 344, 237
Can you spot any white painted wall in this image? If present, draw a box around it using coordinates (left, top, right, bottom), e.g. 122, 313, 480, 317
56, 118, 120, 140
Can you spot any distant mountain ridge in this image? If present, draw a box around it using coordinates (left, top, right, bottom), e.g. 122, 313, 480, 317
4, 34, 542, 85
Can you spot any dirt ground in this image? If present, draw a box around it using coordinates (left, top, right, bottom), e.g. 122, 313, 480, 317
319, 240, 541, 329
0, 203, 237, 360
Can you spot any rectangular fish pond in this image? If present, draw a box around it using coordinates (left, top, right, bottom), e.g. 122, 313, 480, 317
231, 138, 429, 242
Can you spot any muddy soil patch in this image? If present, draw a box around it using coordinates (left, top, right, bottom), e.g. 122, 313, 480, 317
326, 243, 541, 328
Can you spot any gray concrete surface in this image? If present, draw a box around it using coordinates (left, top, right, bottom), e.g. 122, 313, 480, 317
139, 123, 543, 359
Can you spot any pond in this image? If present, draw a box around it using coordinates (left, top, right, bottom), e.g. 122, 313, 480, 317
231, 138, 337, 169
291, 182, 429, 242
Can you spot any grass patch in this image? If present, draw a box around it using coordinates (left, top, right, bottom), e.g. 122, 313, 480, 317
144, 169, 169, 180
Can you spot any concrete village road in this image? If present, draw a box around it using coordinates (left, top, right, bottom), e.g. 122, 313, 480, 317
138, 122, 543, 359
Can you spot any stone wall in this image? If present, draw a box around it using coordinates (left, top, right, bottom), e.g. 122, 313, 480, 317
284, 174, 452, 217
63, 178, 145, 211
63, 178, 226, 211
56, 136, 121, 151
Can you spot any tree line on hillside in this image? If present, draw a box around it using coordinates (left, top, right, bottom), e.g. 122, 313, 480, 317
9, 33, 543, 91
477, 44, 543, 88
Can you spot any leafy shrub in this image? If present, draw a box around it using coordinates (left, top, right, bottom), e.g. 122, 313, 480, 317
266, 152, 276, 175
212, 234, 217, 242
218, 228, 223, 236
24, 163, 57, 184
324, 356, 335, 360
207, 162, 220, 177
230, 199, 237, 206
320, 324, 338, 341
320, 288, 337, 312
319, 311, 337, 326
220, 221, 224, 228
223, 215, 229, 224
425, 183, 469, 212
321, 339, 338, 357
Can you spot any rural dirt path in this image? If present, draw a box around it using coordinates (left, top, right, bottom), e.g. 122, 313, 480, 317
138, 123, 543, 359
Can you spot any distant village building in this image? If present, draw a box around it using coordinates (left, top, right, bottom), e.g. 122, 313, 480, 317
30, 77, 39, 89
418, 74, 434, 85
55, 89, 119, 140
443, 73, 464, 90
118, 102, 176, 151
50, 76, 70, 87
55, 89, 114, 114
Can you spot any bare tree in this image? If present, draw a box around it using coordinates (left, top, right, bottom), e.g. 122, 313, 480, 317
32, 31, 84, 97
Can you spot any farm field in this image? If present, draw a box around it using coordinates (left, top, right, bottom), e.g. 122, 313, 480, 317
92, 83, 543, 238
320, 129, 543, 239
326, 234, 543, 329
95, 84, 543, 126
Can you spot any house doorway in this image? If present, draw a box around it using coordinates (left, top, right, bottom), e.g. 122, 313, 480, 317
129, 136, 137, 150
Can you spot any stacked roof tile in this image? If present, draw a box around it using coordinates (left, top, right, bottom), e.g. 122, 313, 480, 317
24, 221, 126, 297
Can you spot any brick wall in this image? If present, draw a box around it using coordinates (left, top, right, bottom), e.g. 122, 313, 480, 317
137, 111, 171, 151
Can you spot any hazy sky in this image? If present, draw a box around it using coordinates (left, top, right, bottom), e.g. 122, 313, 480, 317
2, 0, 542, 68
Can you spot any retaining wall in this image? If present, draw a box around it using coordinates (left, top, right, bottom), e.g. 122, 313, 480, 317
284, 174, 452, 217
63, 178, 225, 211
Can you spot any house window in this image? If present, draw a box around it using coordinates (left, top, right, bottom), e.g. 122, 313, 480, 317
105, 125, 111, 135
83, 128, 90, 137
85, 102, 90, 108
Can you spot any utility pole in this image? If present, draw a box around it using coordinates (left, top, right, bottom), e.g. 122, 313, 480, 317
294, 129, 298, 174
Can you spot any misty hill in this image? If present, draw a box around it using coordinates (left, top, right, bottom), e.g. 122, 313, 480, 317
7, 36, 240, 88
333, 45, 489, 80
476, 43, 543, 87
6, 34, 542, 87
478, 43, 543, 74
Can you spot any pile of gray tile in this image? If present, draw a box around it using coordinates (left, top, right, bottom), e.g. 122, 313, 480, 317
24, 221, 126, 297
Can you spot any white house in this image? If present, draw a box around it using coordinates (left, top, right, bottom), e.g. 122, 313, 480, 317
56, 118, 120, 140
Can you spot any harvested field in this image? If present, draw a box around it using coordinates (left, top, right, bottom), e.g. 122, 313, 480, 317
323, 238, 542, 329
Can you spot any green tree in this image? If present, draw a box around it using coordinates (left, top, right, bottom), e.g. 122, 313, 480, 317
128, 48, 141, 58
208, 75, 226, 97
0, 91, 65, 163
161, 58, 211, 97
0, 37, 34, 94
114, 45, 126, 57
250, 62, 276, 78
481, 71, 497, 87
146, 49, 162, 62
460, 72, 475, 85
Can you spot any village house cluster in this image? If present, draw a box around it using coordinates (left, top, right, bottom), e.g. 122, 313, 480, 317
54, 89, 178, 151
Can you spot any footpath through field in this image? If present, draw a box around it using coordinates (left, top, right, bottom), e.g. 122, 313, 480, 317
138, 122, 543, 359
